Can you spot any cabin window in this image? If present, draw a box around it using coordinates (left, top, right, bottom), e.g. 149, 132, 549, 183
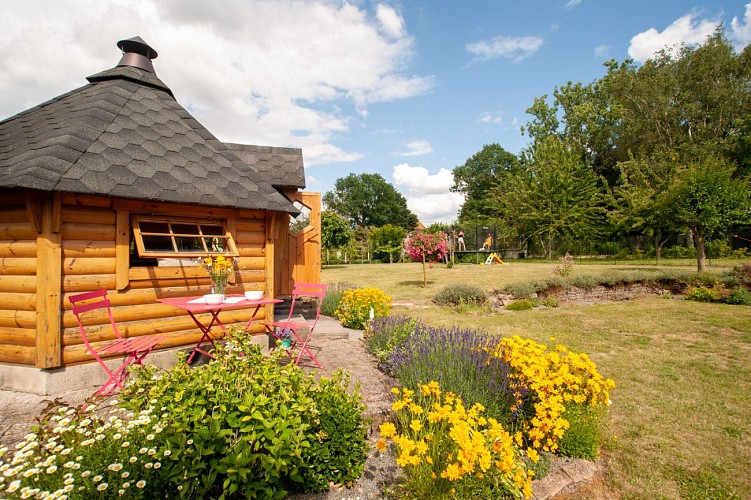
131, 215, 238, 260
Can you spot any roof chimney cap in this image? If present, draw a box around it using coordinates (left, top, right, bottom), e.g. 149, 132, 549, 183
116, 36, 158, 74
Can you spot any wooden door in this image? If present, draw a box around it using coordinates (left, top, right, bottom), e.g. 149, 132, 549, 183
274, 191, 321, 296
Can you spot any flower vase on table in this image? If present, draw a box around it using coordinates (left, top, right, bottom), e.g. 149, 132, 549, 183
199, 255, 236, 302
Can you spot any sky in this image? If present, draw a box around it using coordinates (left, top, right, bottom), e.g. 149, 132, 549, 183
1, 1, 750, 224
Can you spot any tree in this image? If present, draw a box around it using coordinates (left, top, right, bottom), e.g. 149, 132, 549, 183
320, 210, 351, 265
501, 136, 606, 259
609, 153, 681, 260
370, 224, 407, 263
667, 157, 750, 271
323, 173, 418, 231
404, 231, 449, 288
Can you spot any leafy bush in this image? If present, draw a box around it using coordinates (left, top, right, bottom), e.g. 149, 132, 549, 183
456, 298, 492, 314
298, 371, 369, 492
541, 297, 559, 308
683, 285, 722, 302
556, 404, 606, 460
386, 324, 519, 426
501, 279, 554, 298
726, 286, 751, 306
432, 283, 488, 306
363, 315, 418, 364
662, 245, 696, 258
321, 282, 356, 317
732, 247, 750, 259
335, 287, 391, 329
505, 299, 536, 311
553, 253, 574, 277
122, 332, 368, 498
705, 239, 732, 258
378, 383, 534, 499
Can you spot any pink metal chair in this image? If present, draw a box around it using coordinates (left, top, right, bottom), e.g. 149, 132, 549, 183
69, 290, 167, 398
265, 283, 328, 368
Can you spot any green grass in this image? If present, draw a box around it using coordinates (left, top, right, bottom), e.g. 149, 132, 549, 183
322, 260, 751, 499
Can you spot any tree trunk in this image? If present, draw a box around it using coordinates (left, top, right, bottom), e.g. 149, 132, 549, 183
693, 228, 707, 272
422, 252, 427, 288
326, 247, 330, 265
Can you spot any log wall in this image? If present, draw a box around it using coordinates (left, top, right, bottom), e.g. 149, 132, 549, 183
1, 190, 276, 368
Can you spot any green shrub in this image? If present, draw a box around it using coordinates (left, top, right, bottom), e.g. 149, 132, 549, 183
122, 332, 367, 498
691, 272, 720, 287
501, 279, 554, 298
556, 404, 606, 460
297, 371, 369, 492
732, 247, 750, 259
541, 297, 559, 308
364, 315, 418, 364
568, 274, 600, 290
432, 283, 488, 306
684, 285, 723, 303
725, 286, 751, 306
456, 298, 492, 314
505, 299, 537, 311
321, 282, 356, 317
705, 239, 732, 258
662, 245, 696, 258
335, 287, 391, 329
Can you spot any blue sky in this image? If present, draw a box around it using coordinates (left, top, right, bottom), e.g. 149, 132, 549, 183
1, 1, 750, 223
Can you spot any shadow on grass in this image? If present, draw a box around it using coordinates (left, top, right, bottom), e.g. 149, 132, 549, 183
398, 280, 436, 287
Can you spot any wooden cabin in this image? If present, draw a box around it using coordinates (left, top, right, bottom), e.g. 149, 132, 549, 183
0, 37, 321, 394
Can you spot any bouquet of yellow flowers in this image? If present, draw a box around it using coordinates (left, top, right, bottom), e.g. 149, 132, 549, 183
199, 255, 236, 295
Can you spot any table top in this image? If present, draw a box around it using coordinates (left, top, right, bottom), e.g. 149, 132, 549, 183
157, 295, 282, 313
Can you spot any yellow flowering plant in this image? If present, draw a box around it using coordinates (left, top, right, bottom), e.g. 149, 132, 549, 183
335, 287, 391, 329
378, 382, 535, 499
198, 255, 237, 295
492, 336, 615, 454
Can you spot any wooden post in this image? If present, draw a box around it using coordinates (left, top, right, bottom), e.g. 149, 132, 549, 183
35, 192, 63, 368
265, 211, 277, 324
115, 210, 130, 291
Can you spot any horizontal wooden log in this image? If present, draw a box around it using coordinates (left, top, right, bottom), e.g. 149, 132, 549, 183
236, 245, 264, 257
63, 257, 116, 275
61, 222, 116, 242
0, 222, 36, 240
0, 327, 36, 346
237, 209, 265, 220
0, 292, 36, 311
0, 344, 35, 365
0, 275, 37, 293
62, 274, 116, 293
0, 309, 37, 329
62, 193, 112, 208
0, 257, 36, 275
112, 198, 240, 219
235, 231, 265, 245
235, 220, 265, 232
0, 207, 29, 224
62, 206, 116, 225
0, 240, 37, 258
62, 240, 116, 258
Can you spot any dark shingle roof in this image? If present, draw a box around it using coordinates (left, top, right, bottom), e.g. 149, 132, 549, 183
226, 143, 305, 190
0, 40, 300, 214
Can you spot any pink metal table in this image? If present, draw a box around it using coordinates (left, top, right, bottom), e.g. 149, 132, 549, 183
158, 295, 282, 363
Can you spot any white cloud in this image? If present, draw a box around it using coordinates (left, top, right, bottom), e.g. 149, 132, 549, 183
466, 35, 543, 63
0, 0, 433, 167
377, 4, 404, 38
306, 175, 322, 186
594, 45, 610, 58
732, 3, 751, 46
407, 192, 464, 224
564, 0, 582, 10
628, 12, 719, 62
478, 111, 502, 124
398, 140, 433, 157
393, 163, 453, 194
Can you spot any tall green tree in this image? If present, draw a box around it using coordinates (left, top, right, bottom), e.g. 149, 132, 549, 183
370, 224, 407, 263
451, 144, 520, 222
320, 210, 351, 265
323, 173, 417, 231
501, 136, 606, 259
667, 157, 750, 271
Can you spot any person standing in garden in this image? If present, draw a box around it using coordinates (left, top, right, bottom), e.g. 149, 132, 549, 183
457, 230, 466, 251
482, 234, 492, 251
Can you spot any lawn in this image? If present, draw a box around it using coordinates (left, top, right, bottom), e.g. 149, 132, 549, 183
322, 259, 751, 499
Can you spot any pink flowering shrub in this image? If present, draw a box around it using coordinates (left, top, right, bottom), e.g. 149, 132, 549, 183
404, 231, 449, 288
404, 231, 449, 263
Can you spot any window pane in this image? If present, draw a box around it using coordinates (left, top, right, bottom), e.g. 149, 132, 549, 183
204, 237, 230, 253
139, 221, 169, 234
142, 235, 174, 253
171, 223, 200, 236
201, 224, 224, 236
174, 236, 204, 253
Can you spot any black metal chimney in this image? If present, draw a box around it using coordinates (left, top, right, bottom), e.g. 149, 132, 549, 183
116, 36, 158, 74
